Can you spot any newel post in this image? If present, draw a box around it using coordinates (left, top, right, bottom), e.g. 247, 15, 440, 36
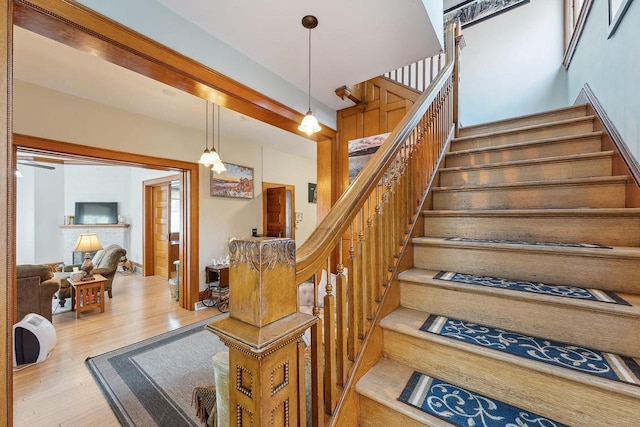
207, 237, 317, 426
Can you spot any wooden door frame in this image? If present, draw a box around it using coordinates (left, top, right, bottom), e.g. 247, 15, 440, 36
262, 182, 295, 240
143, 174, 182, 278
14, 134, 200, 314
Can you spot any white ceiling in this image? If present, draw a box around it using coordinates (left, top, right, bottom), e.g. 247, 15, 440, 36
13, 1, 455, 162
155, 0, 444, 111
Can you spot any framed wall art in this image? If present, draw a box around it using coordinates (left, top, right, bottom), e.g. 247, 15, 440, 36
210, 162, 254, 199
444, 0, 530, 28
608, 0, 634, 38
348, 132, 390, 183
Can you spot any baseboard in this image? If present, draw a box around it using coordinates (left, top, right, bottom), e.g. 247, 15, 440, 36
576, 83, 640, 206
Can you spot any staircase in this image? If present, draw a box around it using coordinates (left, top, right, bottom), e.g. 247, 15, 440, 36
353, 104, 640, 426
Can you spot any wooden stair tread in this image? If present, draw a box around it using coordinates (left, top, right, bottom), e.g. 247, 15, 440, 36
447, 131, 603, 156
399, 267, 640, 317
434, 175, 628, 192
381, 307, 640, 399
356, 358, 455, 426
453, 115, 595, 143
440, 151, 613, 172
423, 208, 640, 217
411, 236, 640, 258
459, 104, 588, 136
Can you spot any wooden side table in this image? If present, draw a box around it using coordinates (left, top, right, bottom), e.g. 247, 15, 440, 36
68, 273, 107, 319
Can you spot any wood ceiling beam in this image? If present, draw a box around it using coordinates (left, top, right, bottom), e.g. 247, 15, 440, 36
13, 0, 336, 141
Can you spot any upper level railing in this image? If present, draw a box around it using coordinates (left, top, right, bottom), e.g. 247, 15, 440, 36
294, 20, 462, 425
383, 52, 446, 93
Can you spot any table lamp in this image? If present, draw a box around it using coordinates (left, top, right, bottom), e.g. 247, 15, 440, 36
73, 233, 103, 280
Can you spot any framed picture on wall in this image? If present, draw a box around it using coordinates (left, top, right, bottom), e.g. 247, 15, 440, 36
308, 183, 317, 203
608, 0, 634, 38
444, 0, 530, 28
210, 162, 254, 199
348, 133, 390, 183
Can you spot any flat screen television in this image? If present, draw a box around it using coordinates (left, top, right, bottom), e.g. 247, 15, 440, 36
74, 202, 118, 225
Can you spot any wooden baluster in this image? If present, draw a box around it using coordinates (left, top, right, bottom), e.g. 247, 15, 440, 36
384, 171, 394, 269
311, 320, 323, 426
335, 241, 348, 385
347, 223, 359, 360
374, 183, 385, 297
365, 197, 375, 318
357, 210, 366, 338
323, 257, 337, 414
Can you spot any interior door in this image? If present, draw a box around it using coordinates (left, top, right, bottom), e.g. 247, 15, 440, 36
266, 186, 287, 237
152, 184, 170, 277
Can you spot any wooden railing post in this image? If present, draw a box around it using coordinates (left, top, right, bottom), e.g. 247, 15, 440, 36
453, 20, 466, 137
207, 237, 318, 427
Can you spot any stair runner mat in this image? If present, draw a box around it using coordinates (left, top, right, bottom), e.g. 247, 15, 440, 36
398, 370, 566, 427
444, 237, 612, 249
421, 315, 640, 387
433, 271, 630, 305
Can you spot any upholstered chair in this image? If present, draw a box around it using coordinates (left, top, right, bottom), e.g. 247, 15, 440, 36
57, 244, 126, 304
16, 264, 61, 323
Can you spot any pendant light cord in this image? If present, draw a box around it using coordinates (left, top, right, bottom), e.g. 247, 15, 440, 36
205, 101, 209, 150
307, 27, 312, 111
217, 105, 221, 154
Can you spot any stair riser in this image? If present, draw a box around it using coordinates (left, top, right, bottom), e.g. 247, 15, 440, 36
445, 137, 602, 168
413, 244, 640, 293
452, 120, 594, 151
440, 156, 612, 186
359, 396, 438, 427
423, 214, 640, 246
383, 330, 640, 427
433, 181, 626, 210
459, 106, 588, 138
400, 281, 640, 356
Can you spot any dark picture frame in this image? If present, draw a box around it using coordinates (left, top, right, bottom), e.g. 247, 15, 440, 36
308, 183, 317, 203
210, 162, 254, 199
608, 0, 634, 38
444, 0, 530, 28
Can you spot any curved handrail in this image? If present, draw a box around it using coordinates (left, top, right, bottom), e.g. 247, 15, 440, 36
295, 56, 455, 284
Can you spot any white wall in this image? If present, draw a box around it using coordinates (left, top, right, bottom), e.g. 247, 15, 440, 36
458, 0, 568, 126
567, 0, 640, 163
16, 166, 35, 264
14, 80, 317, 288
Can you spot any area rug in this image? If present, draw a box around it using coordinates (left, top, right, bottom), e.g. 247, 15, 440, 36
398, 370, 566, 427
421, 315, 640, 387
444, 237, 612, 249
52, 297, 72, 315
86, 316, 228, 426
433, 271, 630, 305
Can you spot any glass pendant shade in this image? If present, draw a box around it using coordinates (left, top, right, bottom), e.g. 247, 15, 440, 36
198, 149, 215, 167
298, 110, 321, 136
211, 161, 227, 174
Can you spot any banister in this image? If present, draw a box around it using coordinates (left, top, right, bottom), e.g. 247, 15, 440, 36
295, 27, 456, 284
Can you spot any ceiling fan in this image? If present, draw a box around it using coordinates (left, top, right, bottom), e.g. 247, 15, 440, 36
17, 155, 56, 170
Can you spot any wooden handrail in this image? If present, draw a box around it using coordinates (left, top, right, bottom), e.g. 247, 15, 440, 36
296, 42, 455, 285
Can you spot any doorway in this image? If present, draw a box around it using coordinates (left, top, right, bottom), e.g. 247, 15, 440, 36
143, 175, 182, 280
262, 182, 295, 239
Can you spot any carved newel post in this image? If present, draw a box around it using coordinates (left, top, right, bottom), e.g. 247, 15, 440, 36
207, 237, 318, 427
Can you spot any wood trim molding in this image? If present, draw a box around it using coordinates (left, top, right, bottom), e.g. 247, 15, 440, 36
13, 133, 201, 310
12, 0, 336, 141
563, 0, 594, 69
576, 83, 640, 206
1, 0, 13, 424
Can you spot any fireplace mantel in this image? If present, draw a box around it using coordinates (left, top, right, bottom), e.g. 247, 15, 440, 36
60, 224, 130, 264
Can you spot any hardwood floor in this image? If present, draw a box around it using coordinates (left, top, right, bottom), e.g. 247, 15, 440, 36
13, 272, 221, 427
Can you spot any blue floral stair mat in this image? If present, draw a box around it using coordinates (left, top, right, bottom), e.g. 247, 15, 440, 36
421, 315, 640, 387
398, 371, 566, 427
433, 271, 630, 305
444, 237, 612, 249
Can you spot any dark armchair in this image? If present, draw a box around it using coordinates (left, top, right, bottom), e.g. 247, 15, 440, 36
58, 244, 126, 303
17, 264, 61, 323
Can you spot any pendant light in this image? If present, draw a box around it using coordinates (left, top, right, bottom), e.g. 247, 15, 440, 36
198, 101, 216, 167
211, 104, 227, 174
208, 102, 222, 166
298, 15, 321, 136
